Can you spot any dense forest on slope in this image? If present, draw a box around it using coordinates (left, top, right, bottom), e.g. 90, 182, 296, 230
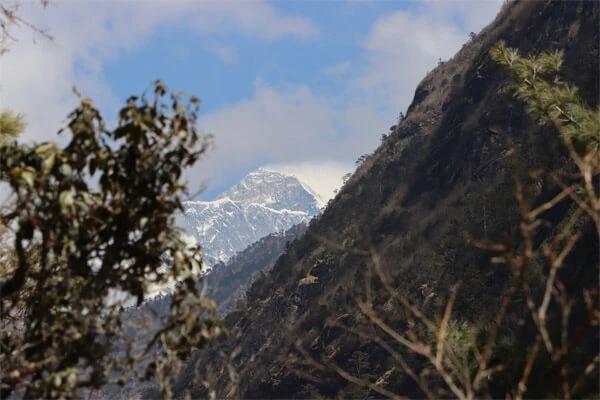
165, 1, 599, 398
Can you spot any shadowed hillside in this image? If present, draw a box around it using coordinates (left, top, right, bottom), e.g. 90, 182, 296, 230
205, 223, 308, 317
168, 1, 599, 398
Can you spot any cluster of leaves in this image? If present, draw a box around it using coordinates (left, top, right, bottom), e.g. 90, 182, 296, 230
0, 110, 25, 146
491, 41, 600, 149
0, 82, 223, 399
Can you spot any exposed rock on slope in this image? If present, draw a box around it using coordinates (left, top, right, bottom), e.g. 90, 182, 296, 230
182, 168, 322, 266
204, 223, 308, 317
172, 2, 598, 398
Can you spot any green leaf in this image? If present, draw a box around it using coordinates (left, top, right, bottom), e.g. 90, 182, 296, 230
34, 143, 56, 155
60, 164, 72, 177
20, 169, 35, 188
42, 152, 56, 174
59, 190, 74, 211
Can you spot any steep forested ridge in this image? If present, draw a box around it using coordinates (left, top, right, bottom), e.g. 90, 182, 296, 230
170, 2, 598, 398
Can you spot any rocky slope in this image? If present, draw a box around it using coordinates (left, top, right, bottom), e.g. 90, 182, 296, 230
170, 2, 599, 398
204, 223, 308, 317
182, 168, 322, 266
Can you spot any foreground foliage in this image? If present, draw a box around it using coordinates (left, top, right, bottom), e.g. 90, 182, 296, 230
0, 82, 222, 399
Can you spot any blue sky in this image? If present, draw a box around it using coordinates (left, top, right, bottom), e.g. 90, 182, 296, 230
102, 1, 411, 114
1, 0, 502, 200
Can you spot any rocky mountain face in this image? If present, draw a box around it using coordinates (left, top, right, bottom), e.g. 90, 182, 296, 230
182, 168, 322, 266
204, 223, 308, 317
168, 2, 598, 398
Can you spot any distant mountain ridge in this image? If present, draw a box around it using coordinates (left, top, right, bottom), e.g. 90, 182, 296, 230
98, 222, 309, 400
182, 168, 322, 266
205, 222, 308, 317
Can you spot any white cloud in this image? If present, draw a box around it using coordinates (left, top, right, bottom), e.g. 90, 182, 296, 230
266, 160, 352, 202
1, 0, 504, 203
192, 1, 503, 200
193, 83, 339, 191
185, 1, 319, 40
336, 1, 502, 120
192, 1, 504, 194
356, 7, 466, 115
423, 0, 504, 34
190, 78, 398, 199
0, 1, 319, 143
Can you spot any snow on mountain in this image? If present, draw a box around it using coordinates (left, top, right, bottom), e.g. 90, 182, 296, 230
182, 168, 321, 266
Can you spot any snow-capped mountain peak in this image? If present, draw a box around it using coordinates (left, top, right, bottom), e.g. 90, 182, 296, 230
182, 168, 321, 266
218, 167, 322, 212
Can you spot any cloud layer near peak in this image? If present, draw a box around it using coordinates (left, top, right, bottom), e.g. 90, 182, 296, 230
193, 1, 502, 198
